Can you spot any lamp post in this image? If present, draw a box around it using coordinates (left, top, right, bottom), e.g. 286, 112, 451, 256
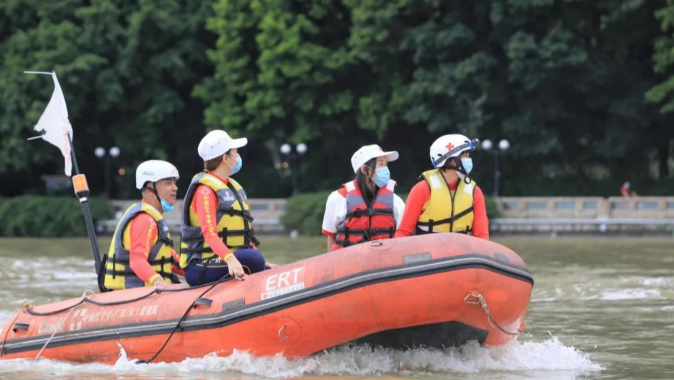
95, 146, 120, 198
279, 143, 308, 195
481, 139, 509, 197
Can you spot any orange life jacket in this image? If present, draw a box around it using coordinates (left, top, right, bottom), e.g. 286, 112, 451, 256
333, 180, 396, 250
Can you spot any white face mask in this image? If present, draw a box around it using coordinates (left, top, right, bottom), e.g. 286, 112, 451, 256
226, 155, 243, 175
457, 157, 473, 179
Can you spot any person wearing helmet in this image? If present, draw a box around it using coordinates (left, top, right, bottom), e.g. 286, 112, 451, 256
180, 130, 277, 286
395, 134, 489, 240
322, 144, 405, 251
103, 160, 184, 290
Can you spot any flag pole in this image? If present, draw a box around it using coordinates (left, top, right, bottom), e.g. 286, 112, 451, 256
25, 70, 107, 292
67, 136, 104, 278
67, 129, 109, 293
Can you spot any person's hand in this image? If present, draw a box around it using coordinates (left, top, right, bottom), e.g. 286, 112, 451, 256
265, 262, 279, 269
152, 278, 167, 288
226, 255, 245, 279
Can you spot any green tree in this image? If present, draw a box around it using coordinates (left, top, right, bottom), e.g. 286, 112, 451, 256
1, 0, 671, 198
646, 0, 674, 178
201, 0, 669, 195
0, 0, 214, 196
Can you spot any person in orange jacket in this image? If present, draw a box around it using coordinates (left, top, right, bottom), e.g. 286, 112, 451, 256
103, 160, 184, 290
620, 181, 637, 197
179, 130, 277, 286
395, 134, 489, 240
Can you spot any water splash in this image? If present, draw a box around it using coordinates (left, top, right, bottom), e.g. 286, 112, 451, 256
0, 337, 600, 379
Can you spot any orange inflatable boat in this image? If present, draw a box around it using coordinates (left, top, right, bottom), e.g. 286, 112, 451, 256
0, 233, 533, 364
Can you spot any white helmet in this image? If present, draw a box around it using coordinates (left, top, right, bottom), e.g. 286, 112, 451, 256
135, 160, 180, 190
429, 134, 478, 168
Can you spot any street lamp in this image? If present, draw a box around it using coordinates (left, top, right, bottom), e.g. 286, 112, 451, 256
279, 143, 308, 195
296, 143, 307, 154
95, 146, 120, 198
481, 139, 509, 197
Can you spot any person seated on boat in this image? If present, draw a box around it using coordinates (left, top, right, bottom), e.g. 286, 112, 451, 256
321, 144, 406, 251
395, 134, 489, 240
103, 160, 184, 290
180, 130, 278, 286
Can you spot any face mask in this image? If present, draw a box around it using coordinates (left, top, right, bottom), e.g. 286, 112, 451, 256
149, 184, 174, 213
457, 157, 473, 179
160, 198, 174, 213
228, 155, 243, 176
372, 167, 390, 188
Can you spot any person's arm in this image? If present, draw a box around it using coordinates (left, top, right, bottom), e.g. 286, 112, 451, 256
326, 235, 336, 251
471, 186, 490, 240
395, 181, 429, 237
194, 185, 232, 259
128, 215, 164, 285
170, 249, 184, 276
193, 185, 245, 278
321, 191, 343, 251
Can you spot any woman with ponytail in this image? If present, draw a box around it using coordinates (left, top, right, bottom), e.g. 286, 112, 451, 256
321, 145, 405, 251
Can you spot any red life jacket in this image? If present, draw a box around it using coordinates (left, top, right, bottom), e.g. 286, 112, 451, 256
333, 180, 396, 250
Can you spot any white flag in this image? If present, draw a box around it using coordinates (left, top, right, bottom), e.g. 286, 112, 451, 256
26, 71, 74, 176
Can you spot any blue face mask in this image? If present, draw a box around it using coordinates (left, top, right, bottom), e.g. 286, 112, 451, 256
461, 158, 473, 175
372, 167, 390, 188
160, 198, 174, 213
228, 155, 242, 176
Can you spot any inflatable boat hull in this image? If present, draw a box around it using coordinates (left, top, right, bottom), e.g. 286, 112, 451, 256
0, 233, 533, 363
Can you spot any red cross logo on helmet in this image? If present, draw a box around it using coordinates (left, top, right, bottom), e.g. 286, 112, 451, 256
446, 142, 455, 151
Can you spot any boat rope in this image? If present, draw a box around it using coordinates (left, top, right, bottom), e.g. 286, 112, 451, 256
464, 293, 521, 336
135, 275, 237, 364
15, 273, 239, 363
25, 280, 225, 317
35, 290, 94, 359
278, 325, 289, 342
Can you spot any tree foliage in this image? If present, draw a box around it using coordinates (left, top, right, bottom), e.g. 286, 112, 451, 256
200, 0, 673, 194
0, 0, 214, 196
1, 0, 672, 199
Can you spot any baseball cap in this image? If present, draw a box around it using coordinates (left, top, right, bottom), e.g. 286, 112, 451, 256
350, 144, 399, 173
198, 130, 248, 161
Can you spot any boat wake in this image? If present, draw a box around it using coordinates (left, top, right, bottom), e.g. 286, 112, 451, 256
0, 336, 601, 379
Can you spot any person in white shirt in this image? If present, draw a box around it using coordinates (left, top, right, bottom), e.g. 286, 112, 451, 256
321, 144, 406, 251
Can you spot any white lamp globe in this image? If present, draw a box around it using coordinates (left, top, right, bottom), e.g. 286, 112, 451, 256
109, 146, 121, 157
296, 143, 308, 154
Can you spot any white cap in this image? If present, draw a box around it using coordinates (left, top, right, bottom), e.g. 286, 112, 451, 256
198, 130, 248, 161
350, 144, 399, 173
135, 160, 179, 189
